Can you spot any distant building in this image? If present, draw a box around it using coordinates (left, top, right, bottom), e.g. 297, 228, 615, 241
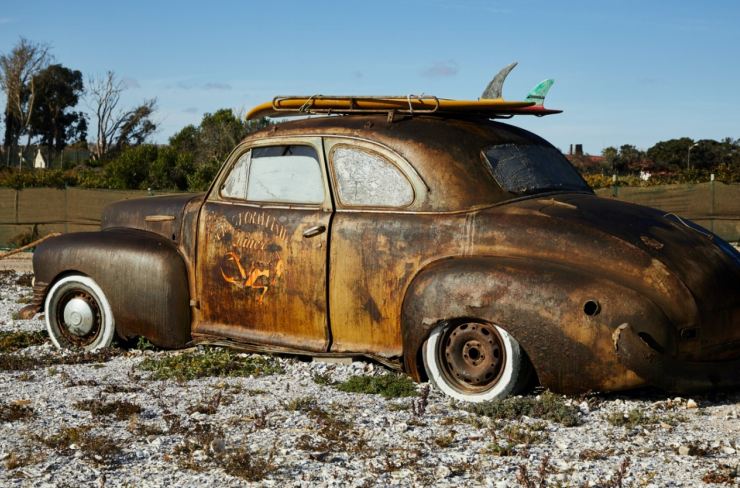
34, 149, 47, 169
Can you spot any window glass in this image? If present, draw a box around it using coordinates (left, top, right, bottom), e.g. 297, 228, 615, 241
246, 145, 325, 204
332, 147, 414, 207
482, 144, 592, 195
221, 152, 250, 199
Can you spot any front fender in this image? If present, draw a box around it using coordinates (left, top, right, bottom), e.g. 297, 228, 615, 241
401, 256, 674, 394
32, 229, 191, 349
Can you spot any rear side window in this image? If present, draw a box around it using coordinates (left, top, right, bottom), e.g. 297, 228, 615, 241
482, 144, 591, 195
331, 146, 414, 207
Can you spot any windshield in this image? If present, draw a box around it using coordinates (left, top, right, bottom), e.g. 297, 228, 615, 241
482, 144, 592, 196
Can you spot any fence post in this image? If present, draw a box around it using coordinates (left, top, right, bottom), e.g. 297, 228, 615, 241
710, 174, 715, 234
612, 174, 618, 198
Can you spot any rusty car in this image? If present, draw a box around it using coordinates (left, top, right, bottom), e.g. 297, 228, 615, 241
24, 66, 740, 402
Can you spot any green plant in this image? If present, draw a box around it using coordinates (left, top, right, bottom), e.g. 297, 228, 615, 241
136, 347, 283, 381
335, 374, 419, 399
0, 331, 48, 352
281, 395, 316, 412
73, 399, 143, 420
312, 371, 333, 385
135, 336, 158, 351
607, 408, 658, 429
464, 390, 581, 427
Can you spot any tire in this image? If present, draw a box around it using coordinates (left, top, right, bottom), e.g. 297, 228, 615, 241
424, 320, 532, 402
45, 275, 116, 352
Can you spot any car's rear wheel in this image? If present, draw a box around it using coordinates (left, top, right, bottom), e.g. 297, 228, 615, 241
424, 320, 532, 402
45, 275, 115, 352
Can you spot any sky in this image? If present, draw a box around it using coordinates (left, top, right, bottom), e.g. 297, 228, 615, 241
1, 0, 738, 155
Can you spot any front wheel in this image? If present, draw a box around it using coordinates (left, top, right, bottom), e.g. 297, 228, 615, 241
45, 275, 116, 352
424, 320, 532, 402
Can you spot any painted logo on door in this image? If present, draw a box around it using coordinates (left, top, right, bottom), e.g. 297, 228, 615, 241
214, 211, 287, 304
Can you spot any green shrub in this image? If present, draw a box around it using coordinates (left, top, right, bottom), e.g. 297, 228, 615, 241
464, 390, 581, 427
137, 347, 283, 381
335, 373, 419, 399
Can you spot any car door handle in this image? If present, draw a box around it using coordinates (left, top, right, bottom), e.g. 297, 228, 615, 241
302, 225, 326, 238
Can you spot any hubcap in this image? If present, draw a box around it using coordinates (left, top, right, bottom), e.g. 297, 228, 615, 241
438, 322, 506, 393
63, 298, 95, 336
57, 290, 102, 347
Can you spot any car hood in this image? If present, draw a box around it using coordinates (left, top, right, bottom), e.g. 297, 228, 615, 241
100, 193, 206, 242
475, 193, 740, 357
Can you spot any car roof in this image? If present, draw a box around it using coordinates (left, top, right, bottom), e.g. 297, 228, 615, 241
242, 114, 557, 212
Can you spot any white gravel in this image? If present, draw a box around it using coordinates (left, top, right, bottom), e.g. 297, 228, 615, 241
1, 269, 739, 487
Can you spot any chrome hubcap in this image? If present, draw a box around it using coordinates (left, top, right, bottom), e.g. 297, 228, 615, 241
63, 298, 95, 336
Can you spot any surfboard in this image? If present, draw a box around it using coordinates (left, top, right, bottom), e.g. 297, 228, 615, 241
245, 63, 560, 120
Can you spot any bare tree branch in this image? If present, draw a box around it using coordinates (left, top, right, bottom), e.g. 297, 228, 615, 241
0, 37, 54, 167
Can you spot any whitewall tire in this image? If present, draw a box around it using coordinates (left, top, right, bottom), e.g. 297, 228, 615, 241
424, 321, 531, 402
45, 275, 116, 352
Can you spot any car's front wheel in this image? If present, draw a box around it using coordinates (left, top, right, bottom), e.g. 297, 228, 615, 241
45, 275, 116, 352
424, 320, 532, 402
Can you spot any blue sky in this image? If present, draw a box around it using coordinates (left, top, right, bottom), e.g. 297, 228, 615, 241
1, 0, 738, 155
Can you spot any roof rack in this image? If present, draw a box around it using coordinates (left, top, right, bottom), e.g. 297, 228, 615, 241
245, 63, 561, 120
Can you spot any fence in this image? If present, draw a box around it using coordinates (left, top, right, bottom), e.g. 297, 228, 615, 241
594, 181, 740, 244
0, 146, 92, 169
0, 187, 184, 246
1, 182, 740, 248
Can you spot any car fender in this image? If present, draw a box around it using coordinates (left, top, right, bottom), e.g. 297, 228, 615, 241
401, 256, 675, 394
32, 229, 191, 349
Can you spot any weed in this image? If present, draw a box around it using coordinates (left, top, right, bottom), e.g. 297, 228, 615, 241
15, 273, 33, 287
34, 426, 91, 452
15, 297, 32, 304
101, 384, 141, 393
0, 402, 34, 422
516, 455, 550, 488
5, 451, 35, 470
11, 312, 19, 320
65, 379, 99, 387
464, 390, 581, 427
127, 416, 165, 437
135, 336, 158, 351
31, 425, 119, 465
282, 395, 316, 412
73, 398, 143, 420
247, 389, 267, 396
254, 408, 271, 429
222, 445, 277, 481
502, 422, 548, 445
335, 373, 419, 399
411, 384, 430, 418
434, 430, 456, 448
48, 366, 58, 376
579, 448, 614, 461
387, 402, 410, 411
17, 372, 34, 381
0, 348, 120, 372
80, 434, 121, 466
137, 347, 283, 381
607, 408, 659, 429
187, 391, 223, 415
702, 465, 738, 484
0, 330, 47, 352
312, 371, 333, 385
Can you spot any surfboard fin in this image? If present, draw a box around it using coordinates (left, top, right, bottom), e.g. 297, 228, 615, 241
481, 62, 518, 100
524, 79, 554, 106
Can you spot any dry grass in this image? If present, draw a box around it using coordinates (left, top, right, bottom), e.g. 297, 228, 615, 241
0, 330, 48, 352
0, 402, 35, 422
73, 398, 143, 420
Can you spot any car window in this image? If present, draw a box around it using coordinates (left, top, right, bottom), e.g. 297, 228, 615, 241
221, 152, 250, 199
246, 145, 325, 204
331, 146, 414, 207
482, 144, 592, 195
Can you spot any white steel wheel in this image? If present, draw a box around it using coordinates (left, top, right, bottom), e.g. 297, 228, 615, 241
45, 275, 116, 352
424, 320, 530, 402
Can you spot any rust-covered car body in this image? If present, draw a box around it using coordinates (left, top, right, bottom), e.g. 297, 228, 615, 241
29, 113, 740, 396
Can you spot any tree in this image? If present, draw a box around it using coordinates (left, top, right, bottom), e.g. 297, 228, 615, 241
0, 37, 54, 166
646, 138, 694, 169
28, 64, 87, 158
86, 71, 158, 160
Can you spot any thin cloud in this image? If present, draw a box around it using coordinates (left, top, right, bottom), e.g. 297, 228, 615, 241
0, 18, 13, 24
183, 107, 198, 114
352, 70, 363, 78
204, 83, 232, 90
421, 60, 459, 78
122, 77, 140, 89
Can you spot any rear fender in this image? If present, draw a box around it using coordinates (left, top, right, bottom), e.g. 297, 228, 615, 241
33, 229, 191, 349
401, 256, 674, 394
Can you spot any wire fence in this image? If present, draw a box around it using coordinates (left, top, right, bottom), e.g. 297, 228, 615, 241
0, 146, 92, 169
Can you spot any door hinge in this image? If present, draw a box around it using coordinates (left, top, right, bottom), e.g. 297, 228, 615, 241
189, 299, 200, 309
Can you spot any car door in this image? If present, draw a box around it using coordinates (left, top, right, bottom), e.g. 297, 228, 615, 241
194, 137, 333, 352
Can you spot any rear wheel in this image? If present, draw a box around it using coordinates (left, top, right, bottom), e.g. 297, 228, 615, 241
424, 320, 532, 402
45, 275, 116, 352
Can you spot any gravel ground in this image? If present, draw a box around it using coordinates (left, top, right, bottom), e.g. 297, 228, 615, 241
1, 270, 740, 487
